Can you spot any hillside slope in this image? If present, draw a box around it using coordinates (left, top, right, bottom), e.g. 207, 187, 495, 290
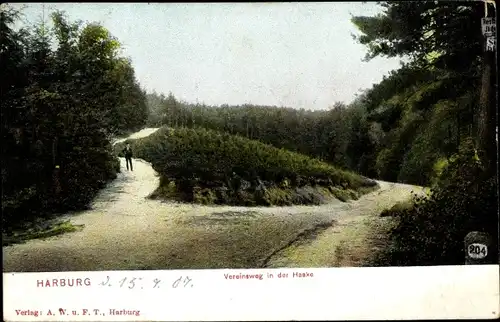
114, 126, 379, 206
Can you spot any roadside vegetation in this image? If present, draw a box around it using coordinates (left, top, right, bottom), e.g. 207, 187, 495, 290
2, 220, 84, 246
352, 2, 498, 266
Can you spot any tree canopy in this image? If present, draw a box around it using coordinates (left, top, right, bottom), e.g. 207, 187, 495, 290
1, 5, 148, 229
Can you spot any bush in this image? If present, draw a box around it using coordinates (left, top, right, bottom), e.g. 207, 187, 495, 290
114, 126, 379, 206
376, 139, 498, 266
379, 200, 413, 217
2, 134, 120, 231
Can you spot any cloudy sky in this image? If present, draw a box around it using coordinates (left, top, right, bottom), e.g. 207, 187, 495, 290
12, 2, 402, 110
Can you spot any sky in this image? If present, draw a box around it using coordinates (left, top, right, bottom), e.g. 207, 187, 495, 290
12, 2, 402, 110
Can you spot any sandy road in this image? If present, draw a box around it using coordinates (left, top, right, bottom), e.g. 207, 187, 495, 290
2, 128, 425, 272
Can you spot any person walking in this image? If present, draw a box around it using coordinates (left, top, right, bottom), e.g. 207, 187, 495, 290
122, 143, 134, 171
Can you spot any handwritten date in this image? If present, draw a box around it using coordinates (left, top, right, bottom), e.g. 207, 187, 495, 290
99, 275, 193, 289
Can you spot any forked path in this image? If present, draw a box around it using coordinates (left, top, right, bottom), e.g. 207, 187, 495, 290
3, 128, 426, 272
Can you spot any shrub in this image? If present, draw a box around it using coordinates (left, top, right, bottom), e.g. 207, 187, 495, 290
377, 139, 498, 266
380, 200, 413, 217
114, 126, 379, 206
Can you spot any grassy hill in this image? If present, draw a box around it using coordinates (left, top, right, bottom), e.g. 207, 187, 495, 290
114, 127, 379, 206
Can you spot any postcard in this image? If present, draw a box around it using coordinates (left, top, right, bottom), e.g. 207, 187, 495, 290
2, 1, 499, 321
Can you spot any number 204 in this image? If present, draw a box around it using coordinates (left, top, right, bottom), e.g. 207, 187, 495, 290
468, 243, 488, 259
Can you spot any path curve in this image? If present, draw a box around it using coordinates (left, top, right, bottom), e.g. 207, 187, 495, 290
3, 128, 426, 272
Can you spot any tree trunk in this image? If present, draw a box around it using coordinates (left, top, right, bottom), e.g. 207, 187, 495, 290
455, 113, 460, 152
477, 45, 497, 175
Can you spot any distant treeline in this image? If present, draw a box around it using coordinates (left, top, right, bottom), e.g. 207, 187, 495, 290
145, 62, 477, 187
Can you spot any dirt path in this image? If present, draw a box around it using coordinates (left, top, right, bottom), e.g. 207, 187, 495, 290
264, 181, 426, 268
2, 128, 426, 272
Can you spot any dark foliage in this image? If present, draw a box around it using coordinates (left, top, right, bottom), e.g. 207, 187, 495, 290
376, 140, 498, 265
1, 6, 147, 231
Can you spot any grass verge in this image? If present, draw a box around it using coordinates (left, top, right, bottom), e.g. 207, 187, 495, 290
3, 220, 84, 246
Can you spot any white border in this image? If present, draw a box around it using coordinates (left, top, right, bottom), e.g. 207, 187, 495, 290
3, 265, 500, 321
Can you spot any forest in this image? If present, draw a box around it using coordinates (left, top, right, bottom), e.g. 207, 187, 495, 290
2, 2, 497, 266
